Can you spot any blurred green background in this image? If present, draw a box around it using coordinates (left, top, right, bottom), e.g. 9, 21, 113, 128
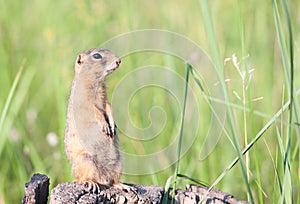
0, 0, 299, 203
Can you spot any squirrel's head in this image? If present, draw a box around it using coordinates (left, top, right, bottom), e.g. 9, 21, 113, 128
74, 48, 121, 81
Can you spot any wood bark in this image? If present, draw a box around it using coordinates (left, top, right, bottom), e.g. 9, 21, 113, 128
23, 173, 249, 204
22, 173, 50, 204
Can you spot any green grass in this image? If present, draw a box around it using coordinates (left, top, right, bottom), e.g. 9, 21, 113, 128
0, 0, 300, 203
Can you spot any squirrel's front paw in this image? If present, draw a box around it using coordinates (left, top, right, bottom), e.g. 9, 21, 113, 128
83, 181, 107, 194
113, 182, 137, 194
101, 123, 113, 137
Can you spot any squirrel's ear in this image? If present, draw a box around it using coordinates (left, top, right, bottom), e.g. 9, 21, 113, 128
75, 54, 83, 73
76, 54, 83, 65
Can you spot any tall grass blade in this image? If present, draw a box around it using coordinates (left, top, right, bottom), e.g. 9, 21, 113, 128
273, 0, 296, 202
199, 0, 253, 202
275, 128, 284, 194
0, 59, 26, 155
189, 67, 235, 147
201, 89, 298, 202
237, 1, 251, 200
171, 62, 191, 203
162, 175, 173, 204
274, 0, 300, 147
177, 173, 207, 187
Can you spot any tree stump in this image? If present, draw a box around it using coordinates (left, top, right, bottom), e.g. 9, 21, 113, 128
23, 173, 249, 204
22, 173, 50, 204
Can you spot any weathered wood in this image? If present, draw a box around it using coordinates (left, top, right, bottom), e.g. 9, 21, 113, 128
22, 174, 249, 204
22, 173, 50, 204
50, 182, 163, 204
50, 182, 249, 204
167, 184, 249, 204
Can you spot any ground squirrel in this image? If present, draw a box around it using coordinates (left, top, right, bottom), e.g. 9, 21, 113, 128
65, 48, 128, 192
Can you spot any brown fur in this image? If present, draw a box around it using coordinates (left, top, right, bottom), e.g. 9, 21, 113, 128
64, 48, 122, 187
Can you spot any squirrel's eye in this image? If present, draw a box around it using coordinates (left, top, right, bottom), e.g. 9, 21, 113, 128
92, 53, 102, 59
